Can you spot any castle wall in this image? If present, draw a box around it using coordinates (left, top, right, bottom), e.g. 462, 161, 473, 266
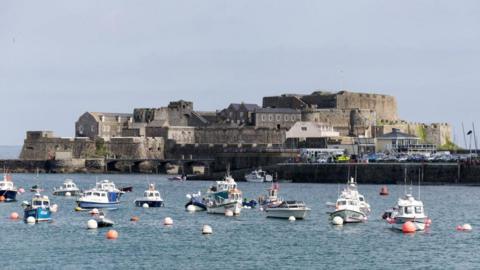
194, 127, 286, 144
336, 91, 398, 121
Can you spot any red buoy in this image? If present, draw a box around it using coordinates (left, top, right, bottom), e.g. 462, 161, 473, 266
106, 230, 118, 240
379, 186, 389, 196
402, 221, 416, 233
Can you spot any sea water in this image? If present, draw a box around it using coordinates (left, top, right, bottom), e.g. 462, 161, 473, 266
0, 174, 478, 270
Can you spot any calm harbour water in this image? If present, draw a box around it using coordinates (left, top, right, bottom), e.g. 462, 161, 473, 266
1, 173, 479, 270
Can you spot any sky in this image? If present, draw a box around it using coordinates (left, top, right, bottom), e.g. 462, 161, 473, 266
1, 1, 479, 146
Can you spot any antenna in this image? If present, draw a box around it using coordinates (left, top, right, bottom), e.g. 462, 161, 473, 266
404, 167, 407, 195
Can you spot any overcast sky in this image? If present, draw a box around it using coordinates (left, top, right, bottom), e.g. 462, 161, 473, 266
1, 1, 479, 146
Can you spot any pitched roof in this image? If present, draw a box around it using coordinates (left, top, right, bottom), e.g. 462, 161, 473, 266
378, 129, 418, 139
254, 108, 300, 113
229, 103, 260, 111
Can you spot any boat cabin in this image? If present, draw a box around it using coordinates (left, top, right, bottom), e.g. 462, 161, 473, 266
96, 180, 117, 191
84, 190, 108, 198
0, 181, 14, 190
336, 198, 359, 208
31, 194, 50, 209
397, 194, 425, 217
62, 180, 77, 189
144, 190, 161, 199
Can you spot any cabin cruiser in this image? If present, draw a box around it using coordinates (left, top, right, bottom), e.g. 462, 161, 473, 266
134, 184, 164, 207
185, 191, 207, 211
245, 169, 273, 183
53, 179, 81, 196
204, 174, 242, 215
76, 189, 120, 209
386, 194, 428, 231
0, 174, 18, 202
329, 177, 370, 223
23, 193, 52, 222
265, 200, 311, 219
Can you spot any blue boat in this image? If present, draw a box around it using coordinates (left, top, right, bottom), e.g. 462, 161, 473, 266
23, 194, 52, 222
76, 189, 120, 209
185, 192, 207, 211
0, 174, 18, 202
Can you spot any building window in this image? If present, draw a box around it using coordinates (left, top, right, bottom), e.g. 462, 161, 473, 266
268, 115, 274, 122
301, 127, 307, 131
276, 114, 281, 121
78, 125, 84, 134
284, 115, 289, 121
240, 112, 244, 118
291, 115, 296, 121
261, 115, 266, 122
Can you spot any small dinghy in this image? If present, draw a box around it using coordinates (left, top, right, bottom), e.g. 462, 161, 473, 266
380, 186, 389, 196
95, 212, 115, 227
185, 191, 207, 211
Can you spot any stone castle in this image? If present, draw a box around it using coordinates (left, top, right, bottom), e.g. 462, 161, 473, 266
20, 90, 452, 161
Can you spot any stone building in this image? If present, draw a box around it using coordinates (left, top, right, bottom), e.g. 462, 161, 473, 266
145, 126, 195, 144
75, 112, 133, 139
252, 108, 301, 129
218, 103, 261, 125
285, 122, 340, 148
194, 126, 286, 145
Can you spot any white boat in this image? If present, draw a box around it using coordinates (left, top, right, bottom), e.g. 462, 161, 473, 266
245, 169, 273, 183
329, 177, 369, 223
265, 200, 311, 219
387, 194, 428, 231
134, 184, 164, 207
76, 189, 120, 209
205, 174, 242, 215
258, 182, 281, 209
95, 180, 124, 197
0, 173, 18, 202
53, 179, 81, 196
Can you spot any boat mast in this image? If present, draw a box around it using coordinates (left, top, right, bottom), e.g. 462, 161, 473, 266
418, 168, 421, 200
404, 167, 407, 195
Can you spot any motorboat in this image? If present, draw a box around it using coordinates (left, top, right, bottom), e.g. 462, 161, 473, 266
94, 211, 115, 227
134, 184, 164, 207
204, 174, 242, 215
0, 173, 18, 202
168, 175, 187, 181
386, 194, 428, 231
30, 185, 43, 193
245, 169, 273, 183
53, 179, 81, 196
265, 200, 311, 219
242, 198, 258, 208
185, 191, 207, 211
23, 193, 52, 222
329, 177, 370, 223
76, 189, 120, 209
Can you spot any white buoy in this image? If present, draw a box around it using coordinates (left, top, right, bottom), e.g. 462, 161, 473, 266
186, 205, 197, 212
65, 192, 71, 197
225, 209, 234, 217
164, 217, 173, 226
288, 216, 296, 222
463, 224, 473, 231
142, 203, 149, 209
26, 216, 36, 224
202, 225, 213, 234
87, 219, 98, 229
51, 204, 58, 213
332, 216, 344, 225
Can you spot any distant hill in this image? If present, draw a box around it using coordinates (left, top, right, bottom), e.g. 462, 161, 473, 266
0, 146, 22, 159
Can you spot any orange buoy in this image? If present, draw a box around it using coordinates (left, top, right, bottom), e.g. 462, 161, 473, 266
379, 186, 389, 196
10, 212, 19, 220
402, 221, 416, 233
106, 230, 118, 240
0, 196, 5, 202
130, 216, 139, 222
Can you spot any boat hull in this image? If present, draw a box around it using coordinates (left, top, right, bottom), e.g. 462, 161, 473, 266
135, 200, 164, 207
207, 202, 241, 215
265, 208, 310, 219
330, 209, 367, 223
0, 190, 17, 202
391, 217, 427, 231
76, 201, 119, 210
185, 201, 207, 211
53, 190, 81, 196
24, 207, 52, 222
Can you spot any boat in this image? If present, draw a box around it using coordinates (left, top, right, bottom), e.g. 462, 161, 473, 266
53, 179, 81, 196
23, 193, 52, 222
242, 198, 258, 208
380, 186, 389, 196
120, 186, 133, 193
134, 184, 164, 207
258, 182, 281, 209
76, 189, 121, 209
244, 169, 273, 183
0, 173, 18, 202
265, 200, 311, 219
30, 184, 43, 193
185, 191, 207, 211
168, 175, 186, 181
329, 177, 370, 223
386, 194, 428, 231
386, 168, 429, 231
94, 211, 115, 227
204, 173, 242, 215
